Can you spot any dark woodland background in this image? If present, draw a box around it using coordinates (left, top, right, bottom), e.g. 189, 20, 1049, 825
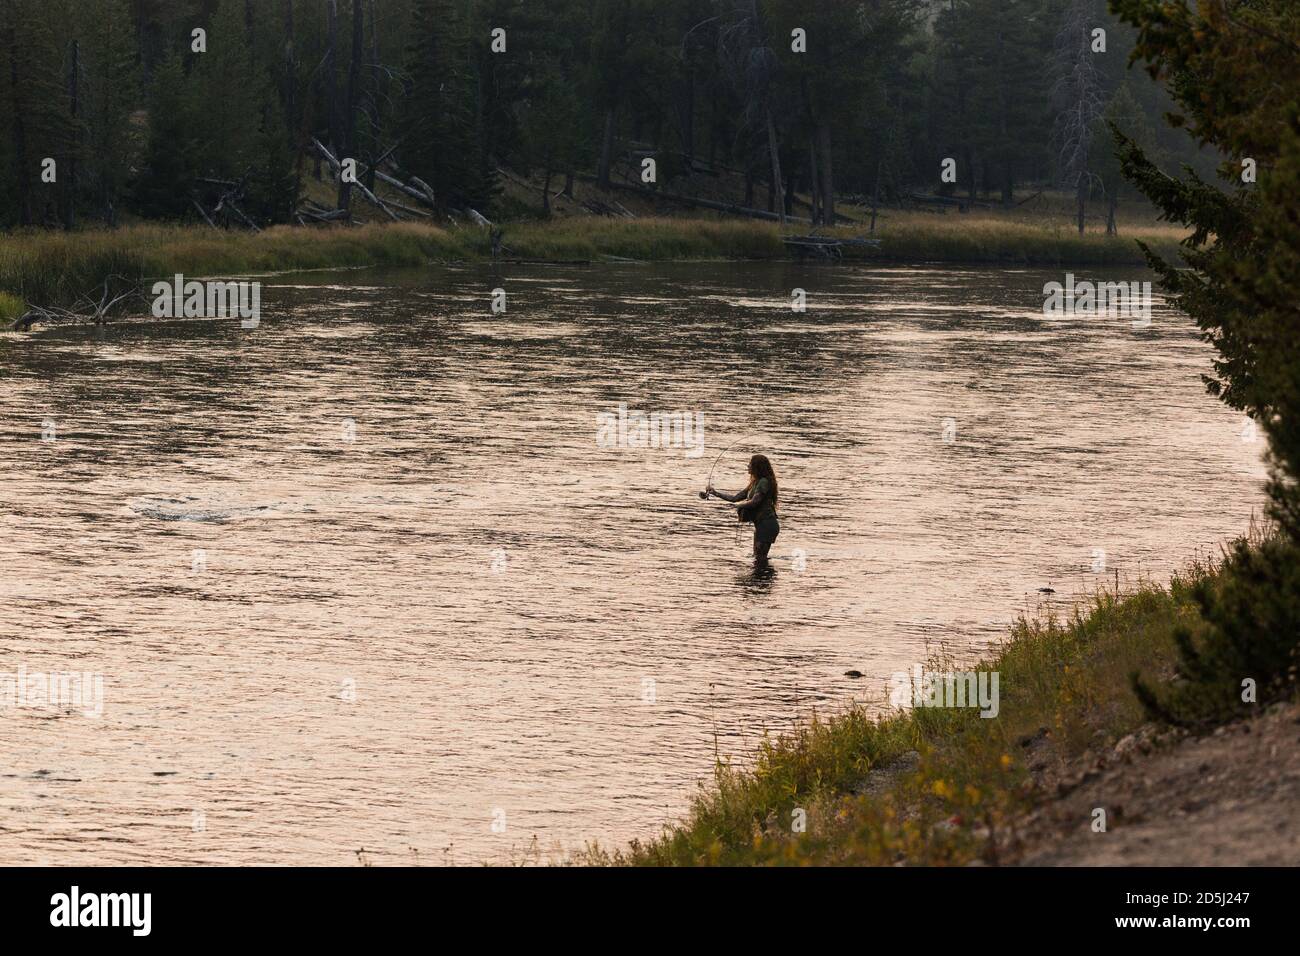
0, 0, 1216, 230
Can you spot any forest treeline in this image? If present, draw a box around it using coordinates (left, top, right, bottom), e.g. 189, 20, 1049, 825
0, 0, 1214, 231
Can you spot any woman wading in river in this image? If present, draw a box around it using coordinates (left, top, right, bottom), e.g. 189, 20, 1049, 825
706, 454, 780, 562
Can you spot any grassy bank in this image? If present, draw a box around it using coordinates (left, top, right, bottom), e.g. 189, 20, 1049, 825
1, 214, 1186, 315
855, 210, 1187, 266
0, 219, 780, 310
581, 550, 1231, 866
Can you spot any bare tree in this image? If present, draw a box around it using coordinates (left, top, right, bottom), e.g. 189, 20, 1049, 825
63, 38, 79, 230
338, 0, 364, 213
714, 0, 785, 224
1051, 0, 1106, 235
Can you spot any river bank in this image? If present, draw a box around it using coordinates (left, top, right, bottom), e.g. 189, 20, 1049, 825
0, 214, 1187, 325
580, 536, 1298, 866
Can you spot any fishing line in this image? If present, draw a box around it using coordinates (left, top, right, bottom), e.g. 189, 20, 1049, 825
698, 434, 762, 499
698, 433, 770, 548
697, 434, 797, 556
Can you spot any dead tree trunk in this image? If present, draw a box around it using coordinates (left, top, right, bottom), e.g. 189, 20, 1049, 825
965, 147, 976, 211
597, 108, 615, 188
365, 0, 381, 192
337, 0, 363, 213
808, 140, 821, 225
324, 0, 340, 155
1053, 0, 1106, 237
765, 108, 785, 225
816, 122, 834, 225
64, 39, 79, 231
1076, 174, 1088, 235
870, 157, 882, 234
6, 22, 33, 226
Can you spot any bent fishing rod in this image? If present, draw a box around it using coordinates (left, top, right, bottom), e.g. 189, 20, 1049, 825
698, 434, 761, 499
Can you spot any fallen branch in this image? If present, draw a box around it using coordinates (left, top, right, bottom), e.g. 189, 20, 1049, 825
12, 276, 141, 330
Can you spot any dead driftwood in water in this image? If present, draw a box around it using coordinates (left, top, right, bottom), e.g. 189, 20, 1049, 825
781, 234, 881, 259
11, 276, 141, 330
494, 258, 592, 266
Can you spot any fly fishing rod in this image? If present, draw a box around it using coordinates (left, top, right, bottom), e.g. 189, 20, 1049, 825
698, 434, 761, 499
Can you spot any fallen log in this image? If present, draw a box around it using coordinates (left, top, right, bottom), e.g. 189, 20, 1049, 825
299, 207, 350, 223
192, 199, 219, 230
383, 198, 432, 218
374, 169, 436, 208
311, 137, 401, 221
409, 176, 437, 209
907, 192, 993, 211
223, 199, 262, 232
355, 180, 402, 221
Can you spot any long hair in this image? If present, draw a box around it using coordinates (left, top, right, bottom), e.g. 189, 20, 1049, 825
747, 454, 778, 509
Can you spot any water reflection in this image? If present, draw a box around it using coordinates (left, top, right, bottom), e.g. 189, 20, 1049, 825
0, 261, 1265, 864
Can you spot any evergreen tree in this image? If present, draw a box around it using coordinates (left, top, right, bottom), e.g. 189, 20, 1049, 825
245, 78, 300, 224
0, 0, 68, 226
190, 0, 261, 181
1112, 0, 1300, 723
402, 0, 491, 211
80, 0, 141, 225
133, 56, 199, 219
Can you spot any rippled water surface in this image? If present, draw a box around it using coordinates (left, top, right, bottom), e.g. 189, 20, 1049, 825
0, 261, 1265, 864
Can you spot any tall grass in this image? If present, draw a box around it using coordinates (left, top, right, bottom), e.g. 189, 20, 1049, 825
582, 553, 1222, 866
0, 222, 475, 309
1, 214, 1186, 314
842, 211, 1189, 265
504, 217, 784, 261
0, 291, 24, 324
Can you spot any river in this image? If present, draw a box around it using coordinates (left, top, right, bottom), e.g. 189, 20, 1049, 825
0, 261, 1265, 864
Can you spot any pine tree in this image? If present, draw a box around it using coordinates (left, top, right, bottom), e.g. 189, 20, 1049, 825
402, 0, 491, 211
190, 0, 261, 181
245, 78, 300, 224
133, 55, 198, 219
0, 0, 68, 226
80, 0, 140, 225
1113, 0, 1300, 723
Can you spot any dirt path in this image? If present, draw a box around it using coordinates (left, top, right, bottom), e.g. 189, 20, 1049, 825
1007, 701, 1300, 865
